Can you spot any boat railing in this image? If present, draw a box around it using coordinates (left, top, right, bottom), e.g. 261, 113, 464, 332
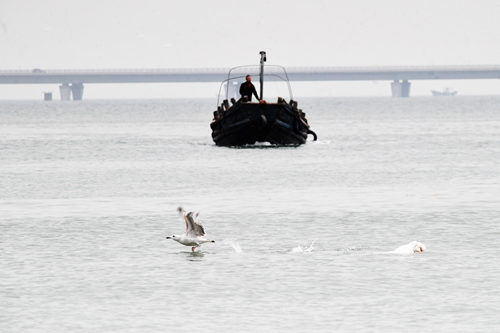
217, 65, 293, 106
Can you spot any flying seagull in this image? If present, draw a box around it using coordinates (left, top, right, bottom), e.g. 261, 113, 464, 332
166, 206, 215, 252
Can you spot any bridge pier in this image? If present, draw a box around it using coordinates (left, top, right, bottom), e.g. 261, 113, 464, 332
391, 80, 411, 97
71, 83, 84, 100
59, 83, 84, 100
59, 83, 71, 100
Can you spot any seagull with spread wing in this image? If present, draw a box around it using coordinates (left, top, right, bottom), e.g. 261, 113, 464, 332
166, 206, 215, 252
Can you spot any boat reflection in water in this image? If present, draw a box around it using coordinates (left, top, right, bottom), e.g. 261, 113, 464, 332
210, 51, 317, 146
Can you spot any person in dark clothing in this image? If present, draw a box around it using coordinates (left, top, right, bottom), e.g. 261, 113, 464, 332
239, 75, 260, 101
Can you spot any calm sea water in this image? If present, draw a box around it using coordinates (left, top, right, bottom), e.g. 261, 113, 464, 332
1, 96, 499, 332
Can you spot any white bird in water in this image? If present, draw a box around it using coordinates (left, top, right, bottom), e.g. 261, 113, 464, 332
394, 241, 426, 254
166, 207, 215, 252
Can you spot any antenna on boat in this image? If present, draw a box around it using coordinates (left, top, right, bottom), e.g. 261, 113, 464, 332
259, 51, 266, 100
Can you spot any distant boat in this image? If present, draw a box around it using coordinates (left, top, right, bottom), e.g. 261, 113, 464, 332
431, 88, 457, 96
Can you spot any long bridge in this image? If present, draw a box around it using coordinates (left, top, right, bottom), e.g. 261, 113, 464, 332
1, 65, 500, 100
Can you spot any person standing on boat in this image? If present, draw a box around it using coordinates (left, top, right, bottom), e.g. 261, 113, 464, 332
239, 75, 260, 101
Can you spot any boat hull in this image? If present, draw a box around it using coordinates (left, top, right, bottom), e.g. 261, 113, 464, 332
210, 101, 315, 146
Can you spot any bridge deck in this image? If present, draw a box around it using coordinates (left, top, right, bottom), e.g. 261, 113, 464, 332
1, 65, 500, 84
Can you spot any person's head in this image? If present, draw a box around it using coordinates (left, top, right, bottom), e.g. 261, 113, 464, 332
246, 75, 251, 82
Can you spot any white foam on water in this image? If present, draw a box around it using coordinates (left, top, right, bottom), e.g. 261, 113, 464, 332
222, 238, 243, 253
253, 141, 273, 146
312, 140, 331, 145
291, 239, 317, 253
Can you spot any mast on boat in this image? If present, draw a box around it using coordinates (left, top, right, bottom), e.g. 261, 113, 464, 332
259, 51, 266, 100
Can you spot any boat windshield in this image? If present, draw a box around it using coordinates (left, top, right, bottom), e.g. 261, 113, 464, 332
217, 65, 293, 106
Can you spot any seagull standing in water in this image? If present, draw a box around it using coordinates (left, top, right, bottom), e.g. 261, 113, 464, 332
166, 207, 215, 252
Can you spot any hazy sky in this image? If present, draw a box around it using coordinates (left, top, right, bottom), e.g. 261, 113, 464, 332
2, 0, 500, 99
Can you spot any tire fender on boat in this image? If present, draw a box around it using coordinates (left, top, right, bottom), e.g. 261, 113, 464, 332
307, 129, 318, 141
260, 114, 267, 125
293, 119, 301, 134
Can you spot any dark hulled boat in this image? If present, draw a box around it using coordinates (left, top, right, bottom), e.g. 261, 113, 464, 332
210, 52, 317, 146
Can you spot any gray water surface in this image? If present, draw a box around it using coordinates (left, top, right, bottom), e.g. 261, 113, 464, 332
1, 97, 499, 332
